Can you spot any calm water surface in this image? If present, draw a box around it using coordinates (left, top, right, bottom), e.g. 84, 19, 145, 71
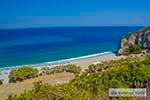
0, 26, 141, 67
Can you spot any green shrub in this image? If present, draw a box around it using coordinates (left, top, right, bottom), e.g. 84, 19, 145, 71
42, 64, 81, 75
124, 32, 132, 39
9, 67, 39, 83
138, 27, 150, 32
129, 44, 142, 54
8, 56, 150, 100
146, 49, 150, 53
88, 64, 97, 72
0, 80, 3, 85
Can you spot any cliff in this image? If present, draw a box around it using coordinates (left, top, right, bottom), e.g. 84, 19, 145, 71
118, 27, 150, 55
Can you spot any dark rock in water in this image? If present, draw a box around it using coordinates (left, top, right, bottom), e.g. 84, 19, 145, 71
118, 27, 150, 55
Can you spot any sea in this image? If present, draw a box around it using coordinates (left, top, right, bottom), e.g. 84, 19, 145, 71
0, 26, 142, 68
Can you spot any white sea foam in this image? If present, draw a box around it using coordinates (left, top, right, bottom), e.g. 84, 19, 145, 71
0, 51, 113, 70
46, 51, 112, 63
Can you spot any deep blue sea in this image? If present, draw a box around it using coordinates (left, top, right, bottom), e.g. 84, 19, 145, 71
0, 26, 141, 68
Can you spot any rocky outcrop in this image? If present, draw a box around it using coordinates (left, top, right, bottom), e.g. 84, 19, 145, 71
118, 27, 150, 55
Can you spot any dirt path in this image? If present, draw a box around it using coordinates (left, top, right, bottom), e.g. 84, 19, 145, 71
0, 72, 75, 100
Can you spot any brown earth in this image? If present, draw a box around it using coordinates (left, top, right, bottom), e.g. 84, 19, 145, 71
0, 72, 75, 100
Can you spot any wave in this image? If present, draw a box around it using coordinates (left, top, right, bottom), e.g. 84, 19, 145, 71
45, 51, 113, 64
0, 51, 114, 70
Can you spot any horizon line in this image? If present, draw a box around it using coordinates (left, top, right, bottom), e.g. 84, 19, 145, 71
0, 25, 146, 30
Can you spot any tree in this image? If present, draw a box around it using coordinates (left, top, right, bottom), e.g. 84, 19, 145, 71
7, 56, 150, 100
9, 67, 39, 83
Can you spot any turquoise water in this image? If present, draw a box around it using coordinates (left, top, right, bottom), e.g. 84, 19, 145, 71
0, 26, 141, 68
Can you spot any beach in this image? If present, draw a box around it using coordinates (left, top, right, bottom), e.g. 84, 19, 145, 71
0, 52, 125, 84
0, 27, 140, 68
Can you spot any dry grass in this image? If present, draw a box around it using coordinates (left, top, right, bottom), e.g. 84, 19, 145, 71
0, 72, 75, 100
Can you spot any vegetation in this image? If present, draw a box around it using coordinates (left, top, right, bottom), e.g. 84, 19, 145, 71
0, 79, 3, 85
129, 44, 142, 54
8, 56, 150, 100
0, 71, 3, 85
138, 27, 150, 32
41, 64, 81, 75
147, 49, 150, 53
118, 27, 150, 55
9, 67, 39, 83
124, 32, 132, 39
0, 70, 2, 75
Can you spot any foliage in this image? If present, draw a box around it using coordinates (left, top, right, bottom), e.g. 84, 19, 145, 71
119, 27, 150, 55
87, 58, 131, 73
138, 27, 150, 32
0, 79, 3, 85
146, 49, 150, 53
41, 64, 81, 75
8, 56, 150, 100
9, 67, 39, 83
88, 64, 97, 72
0, 71, 2, 85
124, 32, 132, 39
129, 44, 142, 54
0, 70, 2, 75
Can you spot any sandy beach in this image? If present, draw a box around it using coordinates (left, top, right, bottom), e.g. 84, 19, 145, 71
0, 52, 125, 84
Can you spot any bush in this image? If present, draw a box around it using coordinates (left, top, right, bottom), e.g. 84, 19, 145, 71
146, 49, 150, 53
8, 56, 150, 100
129, 44, 142, 54
88, 64, 97, 72
41, 64, 81, 75
9, 67, 39, 83
0, 80, 3, 85
124, 32, 132, 39
87, 59, 129, 73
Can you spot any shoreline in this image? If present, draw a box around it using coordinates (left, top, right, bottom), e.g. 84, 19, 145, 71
0, 51, 123, 84
0, 51, 114, 70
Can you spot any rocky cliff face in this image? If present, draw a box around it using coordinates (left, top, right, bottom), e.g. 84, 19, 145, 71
118, 27, 150, 55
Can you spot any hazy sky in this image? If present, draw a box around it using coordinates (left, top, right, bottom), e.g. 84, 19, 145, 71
0, 0, 150, 28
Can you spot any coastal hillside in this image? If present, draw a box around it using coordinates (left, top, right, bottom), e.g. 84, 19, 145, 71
8, 55, 150, 100
118, 27, 150, 55
1, 27, 150, 100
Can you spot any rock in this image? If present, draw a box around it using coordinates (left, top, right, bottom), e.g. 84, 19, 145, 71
118, 38, 129, 55
118, 27, 150, 55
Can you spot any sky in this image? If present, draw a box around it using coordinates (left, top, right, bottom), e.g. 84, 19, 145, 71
0, 0, 150, 28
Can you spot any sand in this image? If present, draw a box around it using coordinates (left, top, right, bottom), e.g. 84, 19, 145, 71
0, 52, 125, 84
